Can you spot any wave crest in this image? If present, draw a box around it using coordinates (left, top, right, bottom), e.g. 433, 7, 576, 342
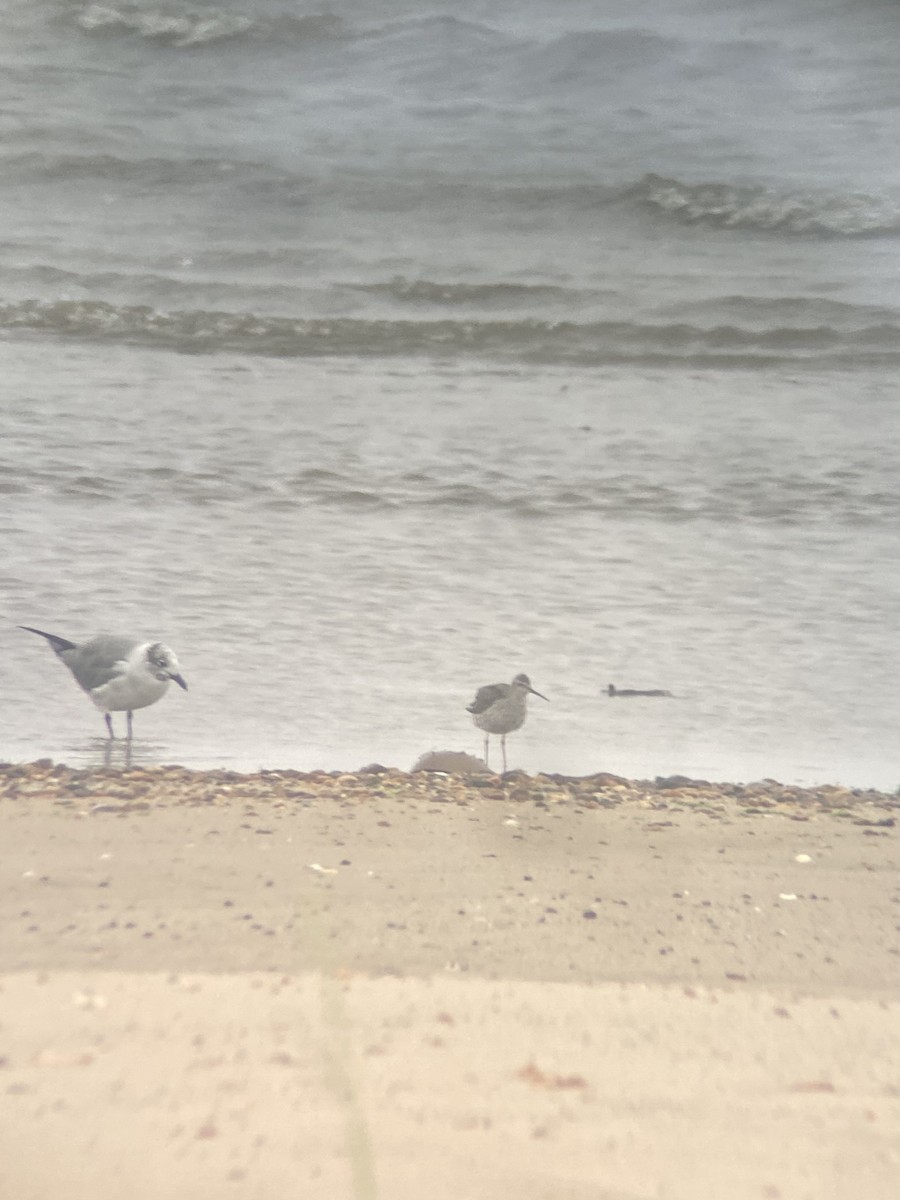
73, 4, 341, 48
633, 174, 900, 237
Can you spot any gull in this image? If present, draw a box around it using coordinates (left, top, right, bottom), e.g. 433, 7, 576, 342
20, 626, 188, 739
466, 673, 548, 773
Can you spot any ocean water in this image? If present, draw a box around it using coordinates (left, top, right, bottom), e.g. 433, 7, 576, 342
1, 0, 898, 786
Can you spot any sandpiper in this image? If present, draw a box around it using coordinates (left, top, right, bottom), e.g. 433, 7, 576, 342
466, 673, 548, 772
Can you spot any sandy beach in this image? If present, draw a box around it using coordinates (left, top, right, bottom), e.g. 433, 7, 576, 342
1, 762, 897, 1199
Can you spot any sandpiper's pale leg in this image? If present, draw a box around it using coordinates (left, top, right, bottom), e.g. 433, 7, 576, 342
126, 710, 134, 740
104, 712, 114, 739
483, 734, 490, 767
500, 734, 508, 774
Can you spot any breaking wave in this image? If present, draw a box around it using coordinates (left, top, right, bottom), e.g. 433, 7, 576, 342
71, 3, 341, 48
2, 298, 897, 368
632, 174, 900, 238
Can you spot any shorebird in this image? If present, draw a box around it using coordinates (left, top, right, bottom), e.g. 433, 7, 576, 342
466, 673, 548, 772
20, 626, 188, 739
607, 683, 672, 698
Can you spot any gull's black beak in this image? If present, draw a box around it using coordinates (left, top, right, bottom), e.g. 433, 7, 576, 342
170, 673, 188, 691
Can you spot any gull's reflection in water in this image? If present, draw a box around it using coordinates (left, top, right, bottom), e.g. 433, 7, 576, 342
66, 738, 173, 771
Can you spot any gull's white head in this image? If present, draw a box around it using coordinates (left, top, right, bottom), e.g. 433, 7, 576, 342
145, 643, 188, 690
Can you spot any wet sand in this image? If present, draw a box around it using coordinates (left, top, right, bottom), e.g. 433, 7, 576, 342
1, 763, 898, 1199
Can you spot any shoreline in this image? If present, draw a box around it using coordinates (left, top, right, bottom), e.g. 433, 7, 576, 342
2, 758, 897, 815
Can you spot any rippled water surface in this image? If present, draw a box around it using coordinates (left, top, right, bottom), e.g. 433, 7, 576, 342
1, 0, 898, 783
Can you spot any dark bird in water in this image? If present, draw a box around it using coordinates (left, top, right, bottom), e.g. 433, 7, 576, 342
20, 626, 188, 739
466, 673, 548, 772
607, 683, 672, 698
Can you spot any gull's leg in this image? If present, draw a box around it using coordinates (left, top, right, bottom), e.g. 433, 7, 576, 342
104, 712, 114, 740
501, 734, 508, 774
127, 710, 134, 741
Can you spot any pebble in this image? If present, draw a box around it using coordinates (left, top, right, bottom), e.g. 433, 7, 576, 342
0, 761, 896, 821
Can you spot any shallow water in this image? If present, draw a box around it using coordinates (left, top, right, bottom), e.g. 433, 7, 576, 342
3, 343, 897, 787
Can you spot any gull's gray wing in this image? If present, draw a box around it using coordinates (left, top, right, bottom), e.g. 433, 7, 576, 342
65, 635, 139, 694
466, 682, 507, 714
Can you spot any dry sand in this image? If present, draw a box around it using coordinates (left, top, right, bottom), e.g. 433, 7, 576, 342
1, 762, 897, 1199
